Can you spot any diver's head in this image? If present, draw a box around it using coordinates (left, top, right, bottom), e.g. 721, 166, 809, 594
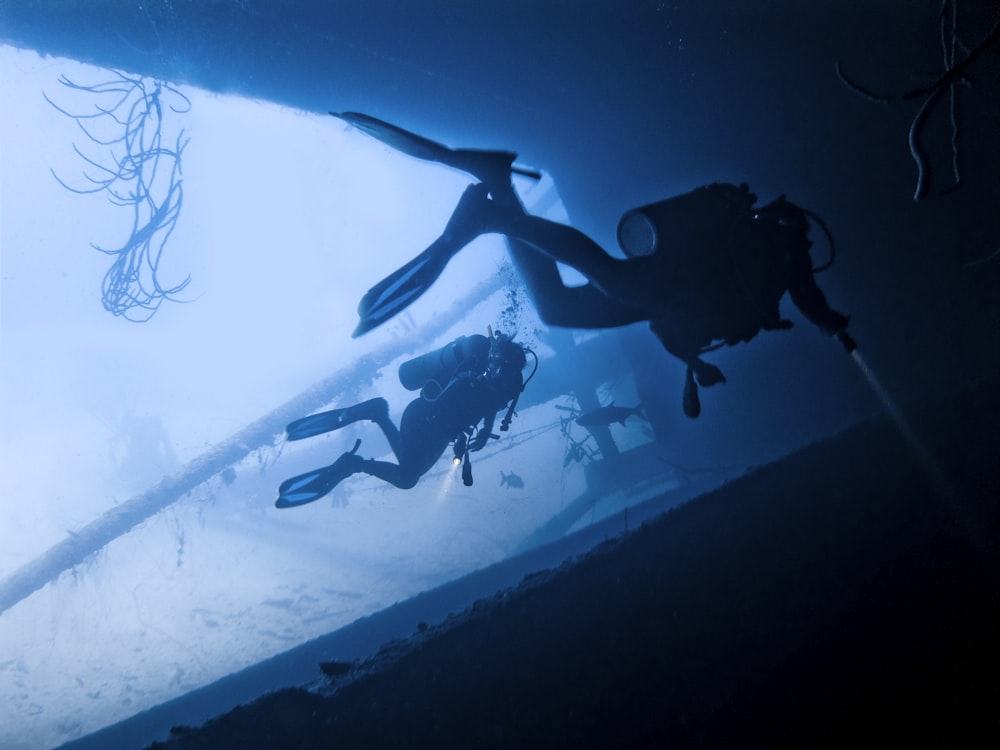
490, 332, 533, 433
488, 332, 528, 378
752, 196, 810, 236
748, 196, 812, 257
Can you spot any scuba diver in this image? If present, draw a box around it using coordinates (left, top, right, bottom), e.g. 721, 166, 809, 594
276, 330, 536, 508
336, 112, 855, 419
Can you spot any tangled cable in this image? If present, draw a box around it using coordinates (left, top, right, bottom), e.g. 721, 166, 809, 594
46, 70, 192, 320
836, 0, 1000, 201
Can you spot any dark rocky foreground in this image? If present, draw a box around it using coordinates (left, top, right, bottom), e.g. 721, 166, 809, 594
148, 375, 999, 749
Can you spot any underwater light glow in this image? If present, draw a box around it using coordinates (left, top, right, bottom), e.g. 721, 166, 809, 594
848, 348, 957, 506
0, 46, 552, 750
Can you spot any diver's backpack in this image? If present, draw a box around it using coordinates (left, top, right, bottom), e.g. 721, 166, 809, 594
397, 335, 491, 398
616, 182, 758, 278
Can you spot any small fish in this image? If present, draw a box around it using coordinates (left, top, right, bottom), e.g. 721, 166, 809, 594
575, 401, 645, 428
499, 470, 525, 489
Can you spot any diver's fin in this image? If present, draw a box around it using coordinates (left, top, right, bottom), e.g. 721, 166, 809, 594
353, 240, 452, 337
331, 111, 541, 186
332, 112, 455, 163
353, 183, 491, 337
285, 399, 389, 441
275, 440, 362, 508
682, 366, 701, 419
286, 409, 348, 441
275, 467, 338, 508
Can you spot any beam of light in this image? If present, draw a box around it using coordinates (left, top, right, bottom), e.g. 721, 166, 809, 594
848, 347, 957, 504
846, 347, 997, 571
434, 458, 462, 506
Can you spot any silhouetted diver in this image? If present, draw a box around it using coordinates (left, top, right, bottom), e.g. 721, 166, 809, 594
277, 331, 535, 507
336, 113, 853, 418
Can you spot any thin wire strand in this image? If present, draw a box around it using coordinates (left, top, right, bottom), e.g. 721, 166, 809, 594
836, 1, 999, 200
47, 71, 192, 319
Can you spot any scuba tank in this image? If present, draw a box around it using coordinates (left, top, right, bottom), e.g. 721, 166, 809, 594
398, 334, 491, 393
616, 183, 758, 259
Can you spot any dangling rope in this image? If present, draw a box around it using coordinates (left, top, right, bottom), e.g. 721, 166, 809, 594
46, 70, 192, 320
836, 1, 1000, 200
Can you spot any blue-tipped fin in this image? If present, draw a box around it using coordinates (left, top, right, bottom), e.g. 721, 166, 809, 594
286, 409, 348, 441
276, 439, 362, 508
353, 240, 452, 336
286, 399, 387, 441
353, 183, 491, 337
275, 468, 338, 508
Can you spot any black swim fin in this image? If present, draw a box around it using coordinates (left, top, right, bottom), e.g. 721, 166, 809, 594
353, 183, 492, 337
353, 239, 453, 337
331, 112, 541, 186
332, 112, 455, 164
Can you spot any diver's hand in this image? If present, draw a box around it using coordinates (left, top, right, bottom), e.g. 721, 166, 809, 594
835, 328, 857, 353
824, 313, 855, 352
822, 311, 850, 337
469, 432, 499, 452
692, 360, 726, 388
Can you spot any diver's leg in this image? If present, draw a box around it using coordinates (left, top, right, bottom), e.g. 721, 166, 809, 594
364, 401, 405, 459
350, 458, 417, 490
486, 180, 648, 328
353, 445, 444, 489
461, 185, 654, 307
500, 214, 631, 298
506, 238, 648, 329
354, 398, 451, 489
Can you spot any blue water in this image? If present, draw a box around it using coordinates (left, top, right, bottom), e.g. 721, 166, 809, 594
1, 1, 997, 748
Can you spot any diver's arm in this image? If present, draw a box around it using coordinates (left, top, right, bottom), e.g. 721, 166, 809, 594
469, 412, 498, 452
788, 262, 849, 335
